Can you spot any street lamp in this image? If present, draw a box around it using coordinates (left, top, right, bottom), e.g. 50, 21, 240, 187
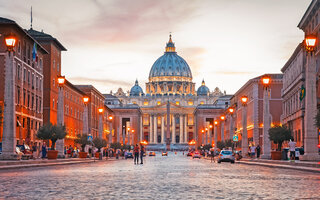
305, 35, 317, 53
261, 76, 271, 158
262, 76, 271, 87
241, 95, 248, 157
5, 34, 16, 52
108, 116, 113, 120
56, 75, 66, 157
83, 96, 89, 136
220, 115, 225, 121
1, 34, 17, 159
213, 120, 218, 152
83, 97, 89, 104
228, 107, 234, 114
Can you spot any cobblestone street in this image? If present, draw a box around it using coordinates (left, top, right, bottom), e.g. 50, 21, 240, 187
0, 153, 319, 200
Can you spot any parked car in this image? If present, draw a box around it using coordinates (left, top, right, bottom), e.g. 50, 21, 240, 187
217, 150, 235, 163
187, 151, 193, 157
192, 151, 201, 159
149, 151, 156, 156
162, 152, 168, 156
126, 152, 133, 158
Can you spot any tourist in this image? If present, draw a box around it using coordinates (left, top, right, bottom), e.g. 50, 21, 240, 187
32, 142, 37, 159
250, 145, 256, 158
140, 145, 145, 164
288, 139, 296, 161
41, 142, 47, 159
256, 144, 261, 159
210, 148, 215, 163
133, 144, 139, 164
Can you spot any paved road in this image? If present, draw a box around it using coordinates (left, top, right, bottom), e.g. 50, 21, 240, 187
0, 152, 319, 200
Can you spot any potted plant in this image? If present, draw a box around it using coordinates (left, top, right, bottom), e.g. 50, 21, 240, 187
36, 123, 66, 159
93, 138, 107, 159
269, 125, 292, 160
75, 134, 90, 158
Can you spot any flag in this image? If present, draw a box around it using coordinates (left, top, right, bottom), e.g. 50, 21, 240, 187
32, 43, 37, 61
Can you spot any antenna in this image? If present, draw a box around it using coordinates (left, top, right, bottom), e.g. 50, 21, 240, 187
30, 6, 33, 29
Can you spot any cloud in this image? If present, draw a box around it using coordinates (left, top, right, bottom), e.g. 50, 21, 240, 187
68, 76, 132, 87
180, 47, 207, 77
214, 71, 256, 75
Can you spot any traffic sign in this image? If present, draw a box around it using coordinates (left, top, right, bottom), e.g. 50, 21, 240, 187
87, 135, 93, 142
233, 135, 238, 142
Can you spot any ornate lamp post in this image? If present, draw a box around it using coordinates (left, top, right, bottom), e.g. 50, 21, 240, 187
214, 120, 218, 152
241, 96, 248, 157
56, 76, 65, 157
220, 115, 225, 142
261, 76, 271, 159
98, 108, 104, 139
201, 129, 205, 145
228, 107, 234, 140
131, 129, 135, 145
82, 97, 89, 136
1, 34, 17, 160
127, 127, 131, 145
300, 35, 320, 160
209, 124, 213, 145
107, 115, 113, 144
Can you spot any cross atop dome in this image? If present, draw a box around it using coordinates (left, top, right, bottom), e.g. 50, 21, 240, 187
165, 34, 176, 53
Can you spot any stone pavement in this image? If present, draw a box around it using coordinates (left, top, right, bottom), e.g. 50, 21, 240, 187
0, 157, 116, 170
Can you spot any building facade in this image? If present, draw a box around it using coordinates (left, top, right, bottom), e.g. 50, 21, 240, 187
0, 17, 47, 146
105, 35, 228, 149
231, 74, 283, 152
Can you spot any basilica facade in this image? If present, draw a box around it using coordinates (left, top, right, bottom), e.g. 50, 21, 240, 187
105, 35, 230, 149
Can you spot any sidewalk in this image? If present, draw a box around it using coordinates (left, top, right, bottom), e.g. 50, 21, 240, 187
0, 157, 117, 170
237, 158, 320, 173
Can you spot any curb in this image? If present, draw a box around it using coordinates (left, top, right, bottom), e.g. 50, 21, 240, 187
237, 160, 320, 173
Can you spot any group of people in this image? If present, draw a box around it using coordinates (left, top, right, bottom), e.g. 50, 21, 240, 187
249, 144, 261, 158
29, 142, 48, 159
133, 144, 145, 165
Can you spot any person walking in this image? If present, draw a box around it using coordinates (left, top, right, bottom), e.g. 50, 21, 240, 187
133, 144, 140, 164
256, 145, 261, 159
41, 142, 47, 159
210, 148, 215, 163
32, 142, 37, 159
250, 145, 256, 158
288, 139, 296, 161
140, 145, 145, 164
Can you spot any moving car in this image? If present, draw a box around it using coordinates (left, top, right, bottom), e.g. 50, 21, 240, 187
192, 151, 201, 159
217, 150, 235, 163
149, 151, 156, 156
162, 152, 168, 156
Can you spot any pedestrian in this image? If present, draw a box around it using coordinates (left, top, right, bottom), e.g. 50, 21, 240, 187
210, 148, 215, 163
256, 145, 261, 159
133, 144, 140, 164
41, 142, 47, 159
250, 145, 256, 158
32, 142, 37, 159
140, 145, 145, 164
288, 139, 296, 161
124, 150, 128, 159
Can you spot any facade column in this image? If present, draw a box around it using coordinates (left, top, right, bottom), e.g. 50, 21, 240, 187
184, 115, 188, 143
149, 115, 153, 143
56, 86, 65, 157
153, 115, 157, 143
172, 115, 176, 144
242, 106, 248, 157
300, 52, 320, 160
261, 87, 271, 159
179, 115, 183, 144
221, 121, 224, 142
206, 121, 210, 145
229, 115, 234, 140
161, 115, 165, 144
0, 51, 17, 159
98, 114, 103, 139
214, 123, 218, 152
140, 115, 143, 142
109, 122, 113, 144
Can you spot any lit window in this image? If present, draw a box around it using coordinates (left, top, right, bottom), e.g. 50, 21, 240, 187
133, 101, 137, 104
157, 101, 161, 105
176, 101, 180, 105
200, 101, 204, 105
188, 101, 193, 105
144, 101, 149, 106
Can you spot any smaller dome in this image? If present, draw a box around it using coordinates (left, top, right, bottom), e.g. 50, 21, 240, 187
130, 80, 144, 96
197, 79, 210, 96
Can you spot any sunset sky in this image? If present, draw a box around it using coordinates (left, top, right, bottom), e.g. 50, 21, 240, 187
0, 0, 311, 94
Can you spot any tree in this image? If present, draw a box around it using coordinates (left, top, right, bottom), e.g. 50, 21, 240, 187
93, 138, 107, 152
224, 139, 233, 148
75, 134, 90, 152
36, 123, 66, 150
110, 142, 122, 150
268, 125, 292, 151
203, 144, 212, 151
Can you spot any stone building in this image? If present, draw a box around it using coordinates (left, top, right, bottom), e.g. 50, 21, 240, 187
0, 17, 47, 147
105, 35, 228, 149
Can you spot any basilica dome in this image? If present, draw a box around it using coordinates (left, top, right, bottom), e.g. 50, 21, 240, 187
148, 35, 192, 82
197, 80, 210, 96
130, 80, 144, 96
